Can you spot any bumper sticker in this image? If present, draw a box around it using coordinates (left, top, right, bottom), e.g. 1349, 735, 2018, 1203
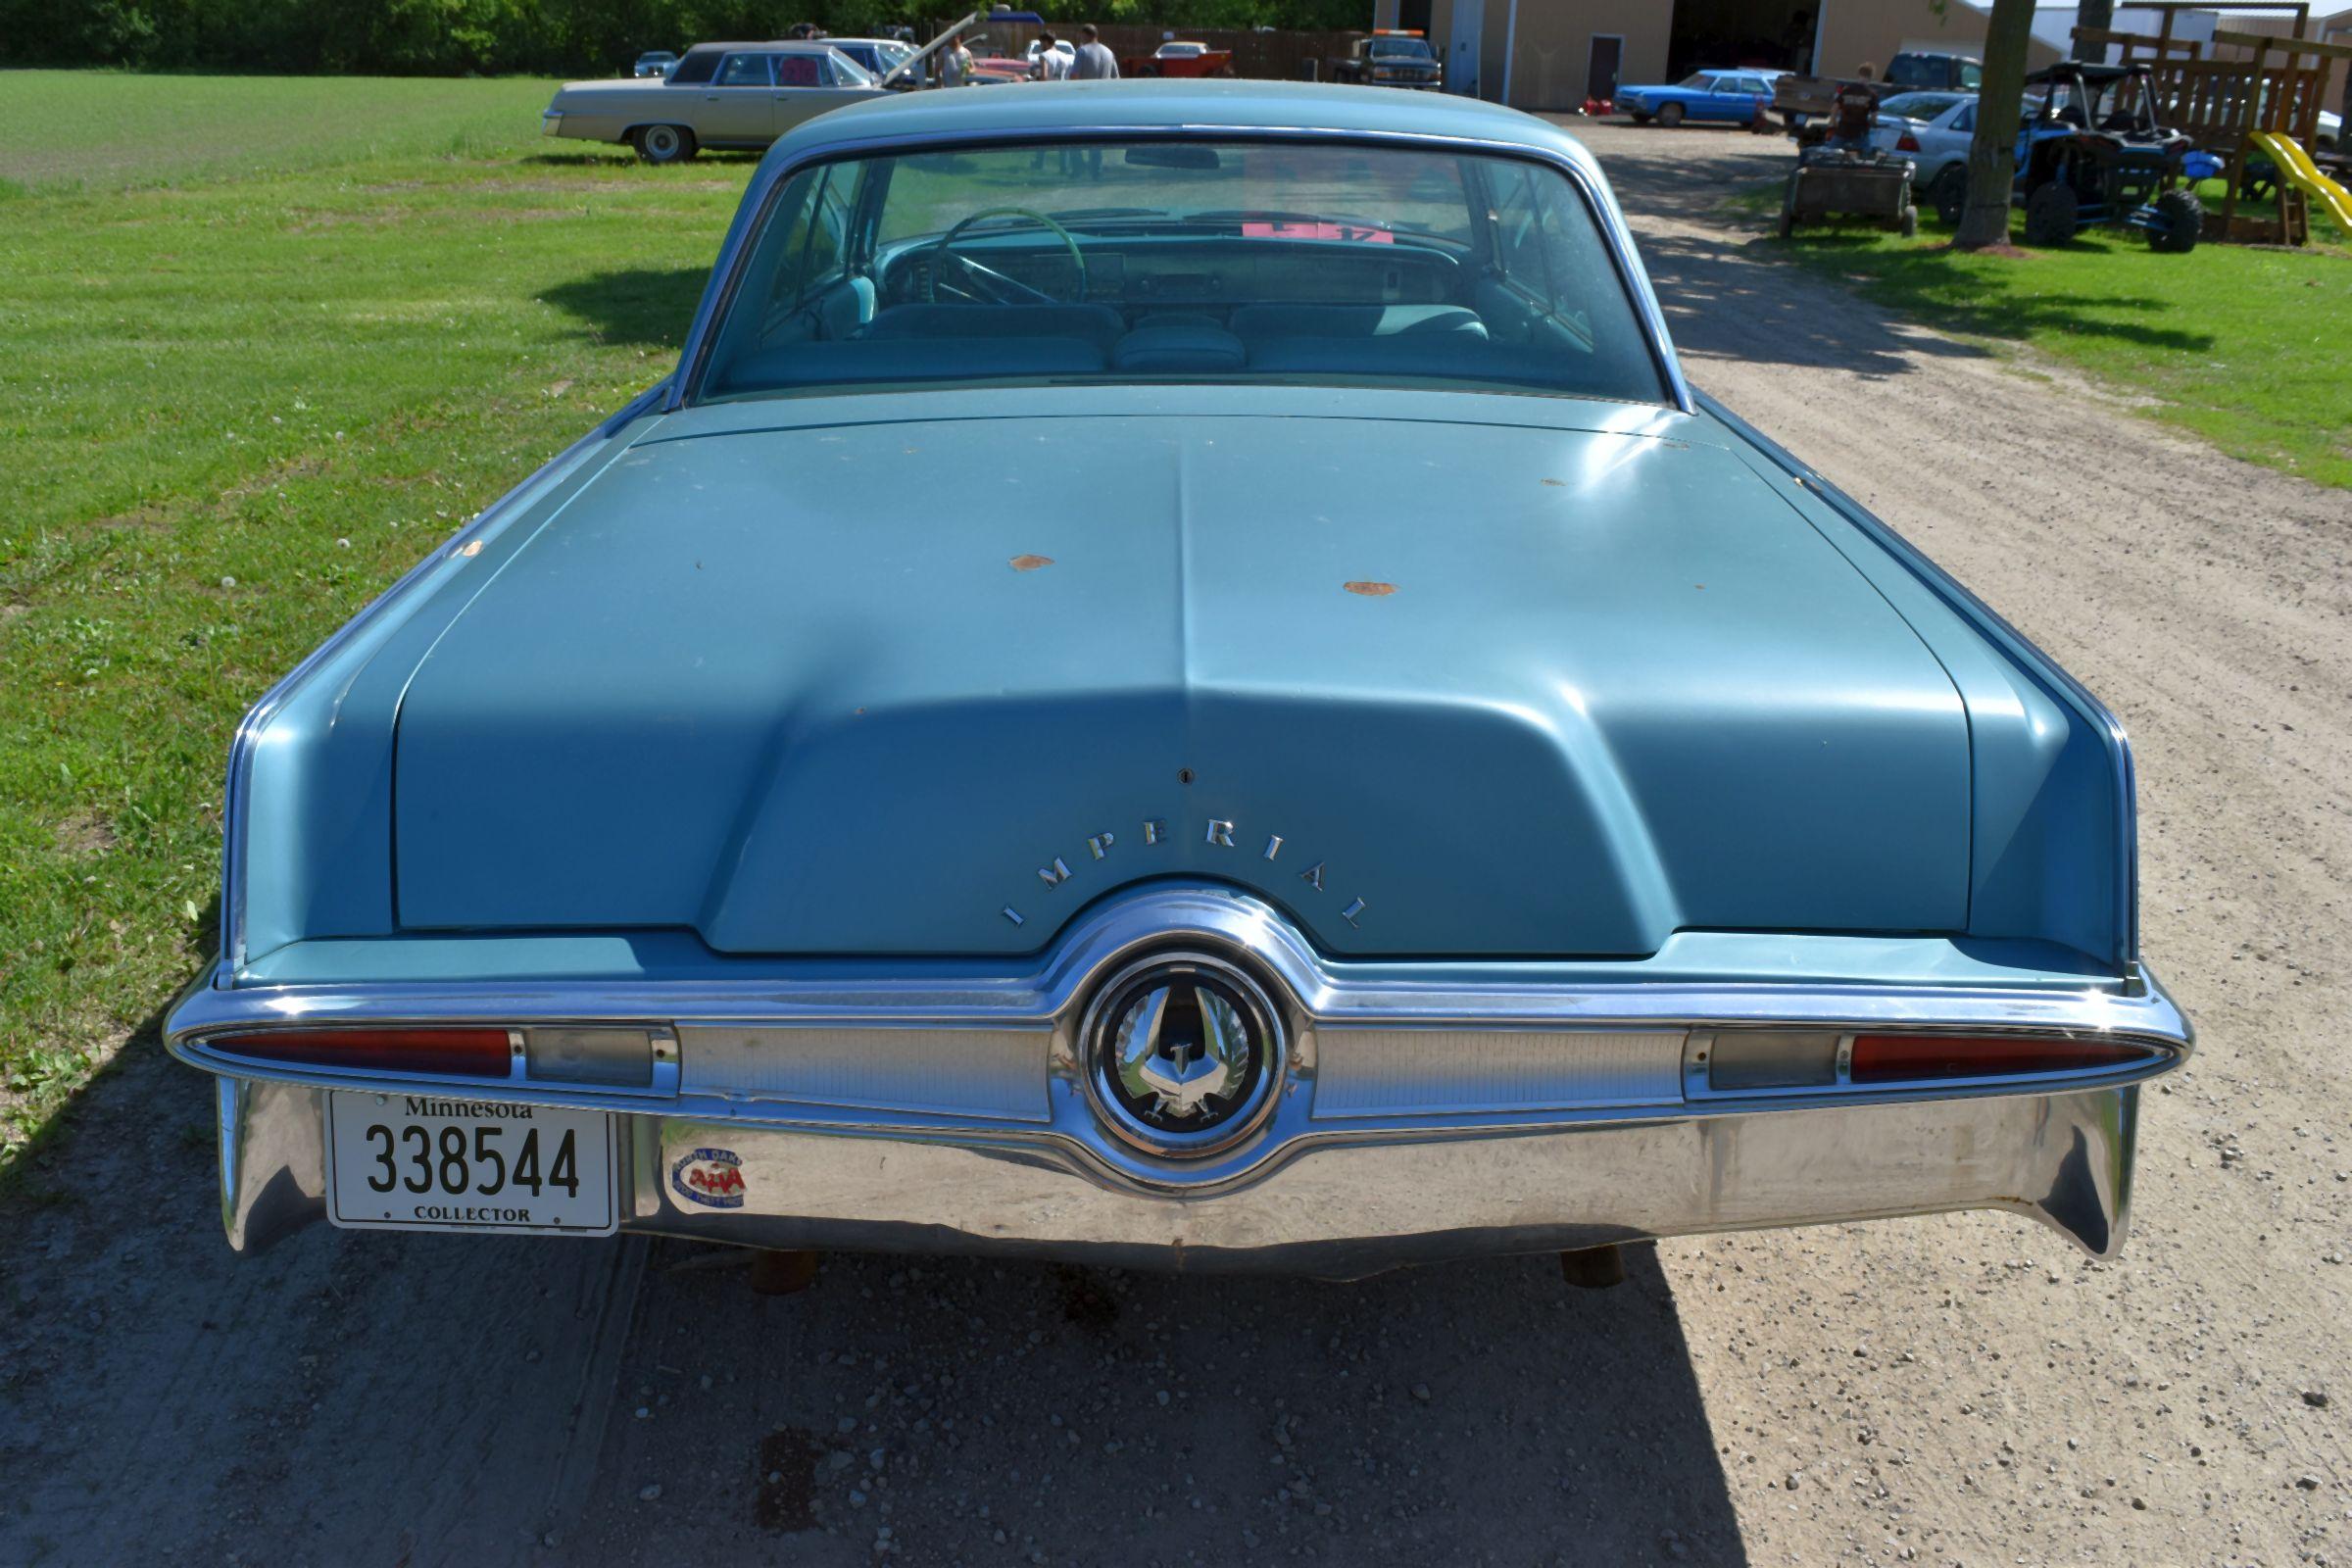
671, 1147, 747, 1209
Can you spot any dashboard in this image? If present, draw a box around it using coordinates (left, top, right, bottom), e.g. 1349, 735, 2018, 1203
883, 237, 1462, 314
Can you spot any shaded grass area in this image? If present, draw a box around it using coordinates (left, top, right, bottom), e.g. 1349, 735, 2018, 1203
1729, 175, 2352, 488
0, 71, 567, 191
0, 75, 746, 1182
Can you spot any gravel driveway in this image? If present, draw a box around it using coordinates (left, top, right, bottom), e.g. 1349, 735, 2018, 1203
5, 118, 2347, 1568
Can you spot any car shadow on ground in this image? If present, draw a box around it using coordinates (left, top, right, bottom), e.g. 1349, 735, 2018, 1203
540, 267, 710, 349
1, 1081, 1746, 1567
516, 150, 767, 170
563, 1237, 1747, 1565
1636, 224, 1989, 378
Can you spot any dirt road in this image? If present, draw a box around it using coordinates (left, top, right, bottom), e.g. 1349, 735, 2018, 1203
4, 121, 2347, 1568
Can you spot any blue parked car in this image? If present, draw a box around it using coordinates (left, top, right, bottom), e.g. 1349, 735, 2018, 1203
1618, 69, 1784, 127
168, 80, 2188, 1280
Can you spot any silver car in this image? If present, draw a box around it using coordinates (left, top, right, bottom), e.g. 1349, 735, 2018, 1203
1868, 91, 1977, 213
544, 24, 969, 165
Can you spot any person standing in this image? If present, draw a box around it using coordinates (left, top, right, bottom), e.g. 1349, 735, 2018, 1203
1031, 30, 1070, 80
939, 32, 972, 88
1031, 32, 1073, 172
1069, 24, 1119, 80
1063, 24, 1119, 177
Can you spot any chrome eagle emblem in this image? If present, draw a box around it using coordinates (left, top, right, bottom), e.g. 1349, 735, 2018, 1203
1112, 979, 1250, 1120
1080, 954, 1284, 1157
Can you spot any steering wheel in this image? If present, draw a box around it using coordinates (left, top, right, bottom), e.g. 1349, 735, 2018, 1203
925, 207, 1088, 305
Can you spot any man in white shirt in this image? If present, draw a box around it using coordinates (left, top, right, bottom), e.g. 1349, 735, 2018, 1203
1030, 32, 1074, 172
1069, 24, 1119, 79
1030, 30, 1070, 80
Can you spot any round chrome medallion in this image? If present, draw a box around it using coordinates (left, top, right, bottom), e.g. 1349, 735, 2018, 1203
1079, 953, 1285, 1157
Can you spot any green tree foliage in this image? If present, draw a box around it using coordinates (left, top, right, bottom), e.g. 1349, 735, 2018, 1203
0, 0, 1367, 74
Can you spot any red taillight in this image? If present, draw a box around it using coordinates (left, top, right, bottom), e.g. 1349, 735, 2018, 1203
1895, 130, 1922, 152
1848, 1034, 2155, 1085
211, 1027, 513, 1076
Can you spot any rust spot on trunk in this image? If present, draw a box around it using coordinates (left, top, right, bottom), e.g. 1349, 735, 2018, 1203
1009, 554, 1054, 571
1344, 580, 1396, 597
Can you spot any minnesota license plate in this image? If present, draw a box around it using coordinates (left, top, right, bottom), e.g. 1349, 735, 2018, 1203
324, 1091, 616, 1234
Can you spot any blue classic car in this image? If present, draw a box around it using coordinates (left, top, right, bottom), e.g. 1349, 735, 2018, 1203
167, 81, 2189, 1279
1618, 69, 1784, 127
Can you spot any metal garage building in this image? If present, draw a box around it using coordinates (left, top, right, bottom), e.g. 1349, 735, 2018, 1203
1366, 0, 2334, 113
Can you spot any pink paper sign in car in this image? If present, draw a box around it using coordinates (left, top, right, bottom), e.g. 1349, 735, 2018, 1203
1240, 220, 1395, 243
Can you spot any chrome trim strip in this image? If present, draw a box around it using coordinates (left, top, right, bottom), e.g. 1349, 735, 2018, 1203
1312, 1026, 1685, 1118
173, 886, 2192, 1036
668, 122, 1694, 415
678, 1022, 1052, 1123
170, 887, 2190, 1197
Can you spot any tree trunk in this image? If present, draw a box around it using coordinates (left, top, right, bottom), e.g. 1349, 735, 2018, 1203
1954, 0, 2038, 250
2073, 0, 2114, 62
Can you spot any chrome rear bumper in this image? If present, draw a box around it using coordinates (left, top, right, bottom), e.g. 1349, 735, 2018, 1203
179, 889, 2186, 1275
215, 1073, 2145, 1275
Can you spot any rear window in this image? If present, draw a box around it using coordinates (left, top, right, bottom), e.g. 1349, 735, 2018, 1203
698, 139, 1665, 406
1878, 92, 1960, 119
670, 47, 723, 84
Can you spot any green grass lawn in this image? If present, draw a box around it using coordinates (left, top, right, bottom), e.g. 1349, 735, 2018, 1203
1736, 179, 2352, 489
0, 74, 753, 1181
0, 71, 566, 192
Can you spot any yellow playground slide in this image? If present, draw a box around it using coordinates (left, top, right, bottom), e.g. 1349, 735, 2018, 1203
2247, 130, 2352, 231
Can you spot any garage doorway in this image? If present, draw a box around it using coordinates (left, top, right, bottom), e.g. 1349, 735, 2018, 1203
1665, 0, 1818, 80
1587, 33, 1624, 103
1446, 0, 1483, 95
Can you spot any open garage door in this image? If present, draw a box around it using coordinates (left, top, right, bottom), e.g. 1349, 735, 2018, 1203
1666, 0, 1819, 80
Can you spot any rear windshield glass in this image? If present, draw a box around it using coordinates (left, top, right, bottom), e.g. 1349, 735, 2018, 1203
698, 140, 1664, 405
670, 48, 722, 84
824, 49, 876, 85
1877, 92, 1961, 119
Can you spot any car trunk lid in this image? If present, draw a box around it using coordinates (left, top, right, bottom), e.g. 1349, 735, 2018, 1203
389, 406, 1970, 956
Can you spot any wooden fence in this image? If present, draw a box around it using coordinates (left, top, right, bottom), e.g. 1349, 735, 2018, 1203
2076, 18, 2352, 243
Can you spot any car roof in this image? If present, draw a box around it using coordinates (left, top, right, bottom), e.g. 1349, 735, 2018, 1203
762, 78, 1593, 166
682, 40, 850, 55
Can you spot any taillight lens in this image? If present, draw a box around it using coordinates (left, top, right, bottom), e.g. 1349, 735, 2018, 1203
209, 1027, 513, 1076
1896, 131, 1922, 152
1848, 1034, 2156, 1085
